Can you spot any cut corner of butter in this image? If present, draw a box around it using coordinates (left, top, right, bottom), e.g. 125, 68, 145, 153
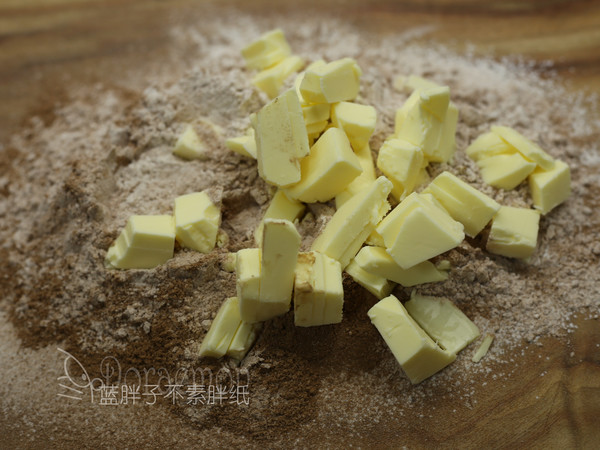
405, 291, 480, 355
254, 89, 309, 188
368, 295, 456, 384
241, 28, 292, 71
345, 259, 395, 299
173, 124, 206, 160
106, 215, 175, 270
486, 206, 540, 259
294, 251, 344, 327
528, 159, 571, 215
174, 191, 221, 253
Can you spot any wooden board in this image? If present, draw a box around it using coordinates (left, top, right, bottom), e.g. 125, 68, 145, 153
1, 1, 599, 447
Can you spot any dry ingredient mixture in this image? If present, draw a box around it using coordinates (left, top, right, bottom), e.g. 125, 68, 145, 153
1, 12, 599, 447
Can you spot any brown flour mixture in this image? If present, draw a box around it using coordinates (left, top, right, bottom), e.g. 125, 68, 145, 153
1, 11, 599, 448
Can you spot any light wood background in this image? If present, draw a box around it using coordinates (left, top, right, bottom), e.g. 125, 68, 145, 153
0, 1, 599, 448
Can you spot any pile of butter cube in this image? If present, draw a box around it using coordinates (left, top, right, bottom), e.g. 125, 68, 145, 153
104, 29, 570, 384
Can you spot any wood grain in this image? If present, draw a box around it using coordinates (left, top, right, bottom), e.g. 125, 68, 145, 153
0, 1, 599, 448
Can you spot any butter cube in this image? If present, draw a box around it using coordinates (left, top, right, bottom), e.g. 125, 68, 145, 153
225, 128, 257, 159
368, 295, 456, 384
300, 58, 362, 104
420, 86, 450, 121
254, 190, 305, 246
173, 125, 205, 160
306, 120, 329, 136
491, 126, 554, 170
199, 297, 261, 360
477, 153, 536, 190
394, 74, 441, 93
465, 131, 514, 162
302, 102, 330, 126
331, 102, 377, 151
294, 60, 326, 104
345, 260, 395, 299
405, 292, 480, 355
472, 333, 494, 363
394, 88, 445, 161
377, 193, 464, 269
486, 206, 540, 258
377, 138, 424, 201
436, 102, 458, 163
228, 317, 263, 360
354, 246, 448, 287
174, 192, 221, 253
222, 253, 237, 272
528, 160, 571, 214
253, 89, 310, 187
294, 252, 344, 327
422, 171, 500, 237
312, 176, 393, 268
285, 127, 362, 203
236, 248, 261, 310
241, 28, 291, 71
335, 143, 376, 208
244, 219, 301, 323
199, 297, 242, 358
106, 215, 175, 269
252, 55, 305, 99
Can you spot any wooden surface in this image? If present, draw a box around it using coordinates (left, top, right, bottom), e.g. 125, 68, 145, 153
1, 0, 599, 448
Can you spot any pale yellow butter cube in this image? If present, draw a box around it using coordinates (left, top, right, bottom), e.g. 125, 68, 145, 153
241, 28, 291, 71
331, 102, 377, 151
491, 126, 554, 170
225, 128, 257, 159
377, 193, 464, 269
486, 206, 540, 258
423, 171, 500, 237
227, 318, 262, 360
377, 138, 424, 201
173, 125, 205, 160
405, 292, 480, 355
255, 190, 305, 246
294, 60, 326, 104
394, 74, 441, 93
528, 160, 571, 214
252, 55, 305, 99
285, 127, 362, 203
420, 86, 450, 121
312, 176, 393, 268
300, 58, 362, 104
199, 296, 262, 360
335, 143, 377, 208
199, 297, 243, 358
477, 153, 536, 190
253, 89, 310, 187
294, 252, 343, 327
174, 192, 221, 253
435, 102, 458, 163
306, 120, 329, 136
368, 295, 456, 384
394, 89, 444, 160
465, 131, 515, 162
302, 102, 330, 126
354, 246, 448, 287
236, 248, 261, 314
253, 219, 301, 322
106, 215, 175, 269
345, 260, 395, 299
